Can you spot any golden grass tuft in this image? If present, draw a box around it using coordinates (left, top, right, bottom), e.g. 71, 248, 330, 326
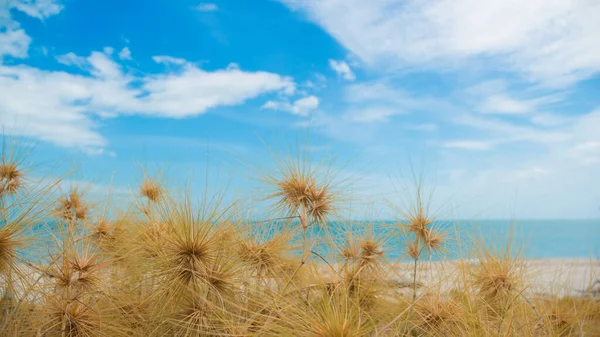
238, 233, 290, 278
140, 178, 162, 203
358, 238, 384, 268
0, 227, 20, 275
1, 138, 598, 337
412, 294, 465, 335
0, 163, 24, 196
43, 296, 101, 336
57, 188, 89, 220
266, 155, 340, 230
471, 251, 522, 305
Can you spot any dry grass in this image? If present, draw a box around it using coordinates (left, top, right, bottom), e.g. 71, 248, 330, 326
0, 138, 598, 336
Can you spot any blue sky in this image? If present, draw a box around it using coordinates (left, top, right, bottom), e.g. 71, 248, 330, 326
1, 0, 600, 219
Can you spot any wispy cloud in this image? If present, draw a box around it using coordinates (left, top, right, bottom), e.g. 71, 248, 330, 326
342, 80, 445, 122
262, 95, 319, 116
196, 3, 219, 12
443, 140, 494, 151
151, 55, 187, 65
0, 29, 31, 58
329, 59, 355, 81
1, 0, 62, 59
1, 48, 296, 151
282, 0, 600, 86
11, 0, 63, 20
117, 47, 131, 60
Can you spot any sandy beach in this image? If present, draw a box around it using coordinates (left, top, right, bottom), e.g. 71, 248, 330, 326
318, 258, 600, 297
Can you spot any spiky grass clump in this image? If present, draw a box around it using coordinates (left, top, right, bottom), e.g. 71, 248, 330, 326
278, 290, 374, 336
538, 296, 600, 336
0, 226, 21, 275
358, 237, 384, 269
140, 178, 163, 203
265, 155, 340, 230
1, 137, 598, 337
0, 163, 24, 196
48, 249, 101, 294
471, 251, 523, 306
238, 230, 292, 279
0, 136, 29, 197
411, 293, 466, 336
391, 172, 447, 305
42, 296, 101, 336
57, 187, 89, 221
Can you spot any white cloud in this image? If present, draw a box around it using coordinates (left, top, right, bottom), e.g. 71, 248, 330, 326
196, 3, 219, 12
283, 0, 600, 86
1, 0, 62, 59
571, 141, 600, 165
0, 28, 31, 58
329, 59, 355, 81
439, 109, 600, 218
303, 73, 327, 89
342, 80, 443, 122
347, 106, 398, 122
455, 114, 571, 146
11, 0, 63, 20
443, 140, 493, 150
530, 113, 573, 127
118, 47, 131, 60
1, 49, 297, 150
467, 79, 565, 115
479, 94, 534, 114
152, 55, 187, 65
262, 95, 319, 116
56, 52, 87, 66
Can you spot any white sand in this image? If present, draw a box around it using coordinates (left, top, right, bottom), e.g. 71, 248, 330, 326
5, 259, 599, 300
319, 258, 600, 297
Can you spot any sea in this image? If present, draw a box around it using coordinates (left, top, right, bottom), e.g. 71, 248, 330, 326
447, 219, 600, 259
305, 219, 600, 261
24, 219, 600, 262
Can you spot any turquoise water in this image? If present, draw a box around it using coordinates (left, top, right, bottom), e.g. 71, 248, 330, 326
21, 219, 600, 262
309, 219, 600, 261
454, 219, 600, 259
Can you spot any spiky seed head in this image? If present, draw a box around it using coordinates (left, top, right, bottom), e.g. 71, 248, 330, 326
413, 294, 462, 333
277, 174, 312, 211
166, 232, 216, 286
359, 239, 383, 266
70, 253, 98, 274
0, 164, 22, 181
406, 242, 420, 260
423, 228, 445, 253
306, 183, 333, 224
0, 228, 20, 275
340, 240, 359, 261
93, 221, 111, 238
238, 241, 276, 275
51, 262, 99, 293
46, 297, 99, 336
203, 259, 235, 299
0, 164, 23, 195
472, 253, 521, 303
238, 232, 291, 278
58, 189, 88, 220
74, 206, 88, 220
408, 213, 433, 240
140, 179, 162, 202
